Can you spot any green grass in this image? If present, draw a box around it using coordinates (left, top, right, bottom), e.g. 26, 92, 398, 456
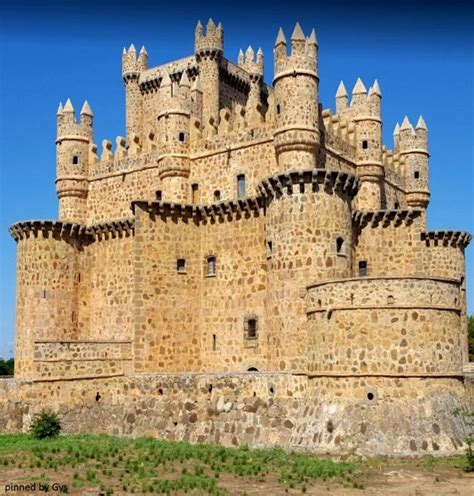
0, 434, 360, 494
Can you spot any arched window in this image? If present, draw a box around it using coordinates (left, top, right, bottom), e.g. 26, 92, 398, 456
206, 256, 216, 276
336, 237, 345, 255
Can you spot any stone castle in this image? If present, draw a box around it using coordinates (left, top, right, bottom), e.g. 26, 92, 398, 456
3, 20, 473, 456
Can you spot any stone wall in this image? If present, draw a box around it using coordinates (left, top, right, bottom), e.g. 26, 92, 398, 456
306, 276, 464, 375
0, 373, 472, 457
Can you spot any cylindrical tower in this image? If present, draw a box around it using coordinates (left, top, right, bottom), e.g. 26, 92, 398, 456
157, 71, 191, 203
273, 24, 319, 172
122, 44, 147, 141
399, 116, 430, 219
56, 99, 92, 224
261, 170, 359, 372
9, 222, 80, 379
195, 19, 223, 128
351, 79, 384, 210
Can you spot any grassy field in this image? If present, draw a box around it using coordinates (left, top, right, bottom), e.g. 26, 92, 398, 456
0, 434, 360, 494
0, 434, 473, 495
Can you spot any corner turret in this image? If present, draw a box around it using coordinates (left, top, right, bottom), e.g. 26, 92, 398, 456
399, 115, 430, 215
156, 71, 192, 203
122, 44, 148, 140
195, 19, 223, 127
56, 99, 93, 223
273, 23, 320, 172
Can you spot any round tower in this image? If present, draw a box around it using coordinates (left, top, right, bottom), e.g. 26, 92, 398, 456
399, 116, 430, 217
350, 78, 384, 210
122, 44, 147, 140
195, 19, 223, 128
261, 170, 359, 372
157, 70, 192, 203
56, 99, 93, 224
273, 24, 319, 172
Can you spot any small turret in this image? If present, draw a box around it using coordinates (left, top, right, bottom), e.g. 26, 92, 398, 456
351, 77, 367, 107
56, 99, 93, 223
273, 23, 320, 172
122, 44, 147, 141
335, 81, 348, 114
194, 19, 224, 129
398, 115, 430, 213
393, 122, 400, 151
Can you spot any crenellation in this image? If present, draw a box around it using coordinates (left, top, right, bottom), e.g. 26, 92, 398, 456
5, 18, 472, 457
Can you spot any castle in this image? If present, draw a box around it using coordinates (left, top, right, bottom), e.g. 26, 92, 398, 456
3, 20, 473, 456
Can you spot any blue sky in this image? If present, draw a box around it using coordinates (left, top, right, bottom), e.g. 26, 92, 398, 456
0, 1, 473, 357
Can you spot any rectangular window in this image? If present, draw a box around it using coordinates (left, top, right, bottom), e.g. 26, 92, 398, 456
72, 155, 80, 165
212, 334, 217, 351
191, 184, 199, 204
177, 258, 186, 273
156, 190, 162, 201
237, 174, 246, 199
207, 256, 216, 276
358, 261, 367, 277
414, 171, 420, 179
247, 319, 257, 338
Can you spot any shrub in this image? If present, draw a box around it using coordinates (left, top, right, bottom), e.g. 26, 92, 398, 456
29, 410, 61, 439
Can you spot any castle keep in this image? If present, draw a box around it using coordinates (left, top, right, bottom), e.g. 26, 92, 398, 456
3, 20, 473, 456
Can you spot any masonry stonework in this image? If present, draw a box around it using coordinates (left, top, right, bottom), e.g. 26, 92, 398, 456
4, 19, 472, 456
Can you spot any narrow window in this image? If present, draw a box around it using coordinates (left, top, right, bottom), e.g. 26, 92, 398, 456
394, 201, 400, 209
362, 140, 368, 149
414, 171, 420, 179
276, 104, 281, 114
156, 190, 162, 201
266, 241, 273, 259
336, 237, 345, 255
71, 311, 76, 322
42, 289, 47, 299
212, 334, 217, 351
358, 260, 367, 277
237, 174, 246, 199
72, 155, 80, 165
177, 258, 186, 273
214, 190, 221, 201
191, 183, 199, 204
247, 318, 257, 339
178, 132, 186, 142
207, 256, 216, 276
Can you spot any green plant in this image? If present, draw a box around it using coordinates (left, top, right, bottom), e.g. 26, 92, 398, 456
29, 411, 61, 440
454, 408, 474, 472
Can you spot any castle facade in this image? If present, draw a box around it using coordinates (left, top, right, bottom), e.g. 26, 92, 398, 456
4, 20, 472, 455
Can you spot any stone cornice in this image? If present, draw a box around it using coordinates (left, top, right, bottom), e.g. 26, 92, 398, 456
132, 197, 264, 222
9, 219, 135, 243
257, 169, 359, 200
421, 230, 471, 248
352, 209, 423, 228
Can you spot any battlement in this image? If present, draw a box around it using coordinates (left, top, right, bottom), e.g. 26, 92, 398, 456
122, 44, 148, 80
195, 19, 224, 55
238, 46, 264, 76
397, 116, 428, 153
273, 23, 318, 81
56, 99, 93, 143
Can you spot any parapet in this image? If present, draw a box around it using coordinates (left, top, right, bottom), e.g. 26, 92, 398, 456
273, 23, 318, 81
195, 19, 224, 55
122, 44, 148, 80
257, 169, 359, 201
